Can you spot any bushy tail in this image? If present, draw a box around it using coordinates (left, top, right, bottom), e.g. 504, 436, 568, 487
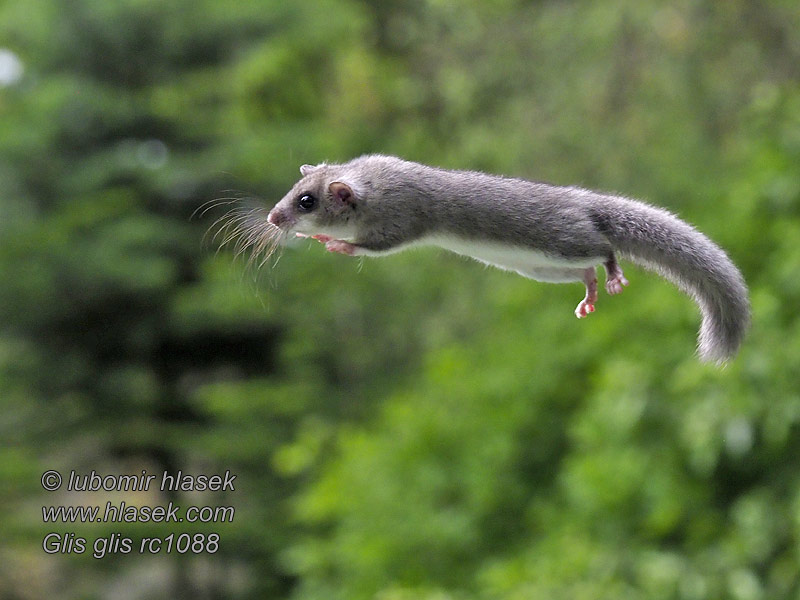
592, 196, 750, 363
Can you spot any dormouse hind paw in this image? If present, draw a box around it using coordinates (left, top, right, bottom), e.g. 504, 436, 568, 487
575, 299, 595, 318
603, 258, 629, 295
575, 267, 599, 319
605, 274, 629, 295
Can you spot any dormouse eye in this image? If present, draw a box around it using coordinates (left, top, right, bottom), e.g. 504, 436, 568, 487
297, 194, 317, 212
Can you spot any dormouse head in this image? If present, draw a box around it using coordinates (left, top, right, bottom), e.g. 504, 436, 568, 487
267, 163, 362, 238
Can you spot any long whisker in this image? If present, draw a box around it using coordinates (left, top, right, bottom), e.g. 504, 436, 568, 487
211, 212, 252, 244
197, 195, 286, 283
191, 197, 242, 221
209, 203, 285, 272
209, 208, 257, 245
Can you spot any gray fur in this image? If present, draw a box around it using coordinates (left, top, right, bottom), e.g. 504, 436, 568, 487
270, 155, 750, 362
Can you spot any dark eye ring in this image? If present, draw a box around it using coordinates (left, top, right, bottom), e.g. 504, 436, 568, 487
297, 194, 317, 212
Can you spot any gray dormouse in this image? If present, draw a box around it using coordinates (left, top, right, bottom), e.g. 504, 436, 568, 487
267, 155, 750, 363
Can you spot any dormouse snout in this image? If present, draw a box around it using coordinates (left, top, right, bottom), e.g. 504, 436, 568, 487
268, 207, 290, 228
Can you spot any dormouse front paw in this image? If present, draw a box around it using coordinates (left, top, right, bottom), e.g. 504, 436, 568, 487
325, 240, 358, 256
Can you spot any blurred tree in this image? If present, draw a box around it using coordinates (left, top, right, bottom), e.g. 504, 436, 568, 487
0, 0, 353, 597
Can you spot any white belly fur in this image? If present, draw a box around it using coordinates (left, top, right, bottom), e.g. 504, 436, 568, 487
426, 235, 604, 283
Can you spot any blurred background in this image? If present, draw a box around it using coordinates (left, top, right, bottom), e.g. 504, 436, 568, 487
1, 0, 800, 598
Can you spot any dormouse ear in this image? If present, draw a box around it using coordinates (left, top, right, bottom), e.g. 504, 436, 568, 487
329, 181, 356, 206
300, 164, 317, 177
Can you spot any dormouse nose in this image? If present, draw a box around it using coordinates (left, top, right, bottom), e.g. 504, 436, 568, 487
267, 209, 284, 227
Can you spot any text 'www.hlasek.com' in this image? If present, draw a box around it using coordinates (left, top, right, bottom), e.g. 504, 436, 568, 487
40, 469, 236, 559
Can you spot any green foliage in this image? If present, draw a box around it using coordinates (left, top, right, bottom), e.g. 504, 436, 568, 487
1, 0, 799, 598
